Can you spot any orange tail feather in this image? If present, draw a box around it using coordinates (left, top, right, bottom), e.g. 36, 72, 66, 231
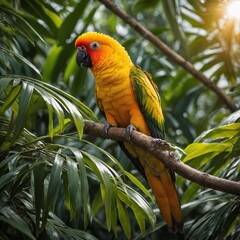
146, 169, 183, 232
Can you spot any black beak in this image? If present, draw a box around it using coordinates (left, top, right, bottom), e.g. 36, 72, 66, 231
76, 50, 93, 68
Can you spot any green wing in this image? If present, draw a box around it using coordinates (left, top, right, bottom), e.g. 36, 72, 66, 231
130, 65, 165, 139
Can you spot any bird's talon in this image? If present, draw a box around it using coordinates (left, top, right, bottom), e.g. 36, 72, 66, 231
125, 124, 137, 140
152, 139, 170, 149
103, 122, 113, 138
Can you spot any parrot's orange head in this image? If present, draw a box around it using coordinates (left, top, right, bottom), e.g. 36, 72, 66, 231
75, 32, 132, 71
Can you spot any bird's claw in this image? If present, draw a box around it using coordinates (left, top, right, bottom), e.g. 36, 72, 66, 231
103, 122, 113, 139
125, 124, 137, 141
152, 138, 171, 150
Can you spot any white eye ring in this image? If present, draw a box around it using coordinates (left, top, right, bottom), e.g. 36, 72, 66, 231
90, 42, 100, 50
78, 45, 86, 51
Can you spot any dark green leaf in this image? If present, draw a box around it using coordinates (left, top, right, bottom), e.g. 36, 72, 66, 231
0, 206, 36, 240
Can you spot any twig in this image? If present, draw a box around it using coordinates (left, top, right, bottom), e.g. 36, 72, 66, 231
98, 0, 237, 112
84, 120, 240, 196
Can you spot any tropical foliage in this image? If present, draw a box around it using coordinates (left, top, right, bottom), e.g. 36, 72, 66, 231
0, 0, 239, 239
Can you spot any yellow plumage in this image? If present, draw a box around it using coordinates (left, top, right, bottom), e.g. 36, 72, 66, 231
75, 32, 183, 232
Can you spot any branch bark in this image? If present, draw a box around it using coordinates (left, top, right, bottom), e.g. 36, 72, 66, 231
84, 120, 240, 196
98, 0, 237, 112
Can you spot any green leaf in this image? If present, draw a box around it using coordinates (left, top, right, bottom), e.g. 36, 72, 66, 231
48, 213, 99, 240
58, 1, 89, 44
22, 0, 61, 36
42, 153, 64, 228
33, 162, 47, 234
117, 198, 131, 239
182, 182, 201, 204
183, 142, 232, 168
82, 150, 119, 231
0, 84, 21, 116
133, 208, 146, 236
34, 86, 65, 138
117, 187, 156, 233
66, 156, 80, 220
0, 46, 41, 77
0, 77, 12, 97
47, 153, 64, 210
33, 80, 85, 138
124, 171, 154, 202
0, 206, 36, 240
43, 44, 63, 82
221, 110, 240, 124
186, 198, 240, 240
1, 6, 45, 44
31, 77, 97, 121
108, 14, 117, 34
196, 123, 240, 142
92, 190, 103, 217
10, 163, 30, 197
12, 82, 34, 142
162, 0, 189, 58
73, 149, 90, 228
0, 164, 26, 190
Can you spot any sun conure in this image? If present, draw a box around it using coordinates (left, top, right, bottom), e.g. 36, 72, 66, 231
75, 32, 183, 232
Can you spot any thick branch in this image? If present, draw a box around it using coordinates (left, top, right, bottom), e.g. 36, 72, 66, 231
84, 120, 240, 196
98, 0, 237, 112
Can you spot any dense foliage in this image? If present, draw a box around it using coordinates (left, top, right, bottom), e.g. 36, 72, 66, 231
0, 0, 239, 239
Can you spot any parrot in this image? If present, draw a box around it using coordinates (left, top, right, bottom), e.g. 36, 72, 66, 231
75, 32, 183, 232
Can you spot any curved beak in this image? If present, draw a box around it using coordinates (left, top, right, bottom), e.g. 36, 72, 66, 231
76, 50, 93, 68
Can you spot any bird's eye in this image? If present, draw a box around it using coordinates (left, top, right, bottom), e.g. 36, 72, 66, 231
90, 42, 100, 50
78, 45, 86, 51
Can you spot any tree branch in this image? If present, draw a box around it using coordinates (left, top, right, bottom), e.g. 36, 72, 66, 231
98, 0, 237, 112
84, 120, 240, 196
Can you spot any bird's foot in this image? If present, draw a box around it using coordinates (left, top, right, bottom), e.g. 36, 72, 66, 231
103, 122, 113, 139
125, 124, 137, 141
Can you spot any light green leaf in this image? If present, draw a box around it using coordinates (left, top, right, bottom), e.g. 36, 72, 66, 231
43, 44, 63, 82
183, 142, 232, 167
133, 206, 146, 236
196, 123, 240, 142
92, 190, 103, 217
0, 84, 21, 116
0, 77, 12, 96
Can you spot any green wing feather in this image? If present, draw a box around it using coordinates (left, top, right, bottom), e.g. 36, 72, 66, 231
130, 65, 165, 139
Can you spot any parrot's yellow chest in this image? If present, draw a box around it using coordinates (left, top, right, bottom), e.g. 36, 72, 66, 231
95, 77, 137, 127
92, 64, 151, 135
